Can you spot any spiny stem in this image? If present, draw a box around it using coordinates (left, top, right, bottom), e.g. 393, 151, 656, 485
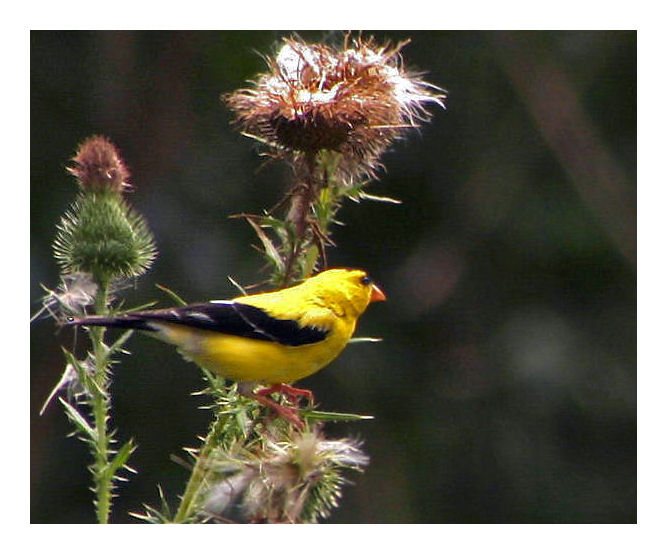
283, 152, 318, 285
91, 279, 112, 524
173, 409, 230, 523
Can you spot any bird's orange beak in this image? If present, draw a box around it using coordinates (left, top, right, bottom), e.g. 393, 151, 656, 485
370, 284, 386, 303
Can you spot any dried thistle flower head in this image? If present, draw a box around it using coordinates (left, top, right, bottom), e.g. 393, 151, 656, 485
225, 35, 445, 182
67, 135, 131, 193
205, 429, 369, 523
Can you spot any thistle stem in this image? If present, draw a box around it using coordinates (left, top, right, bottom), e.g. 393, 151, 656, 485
283, 152, 318, 285
91, 279, 112, 524
173, 409, 229, 523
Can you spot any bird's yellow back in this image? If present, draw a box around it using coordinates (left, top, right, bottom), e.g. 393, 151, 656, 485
237, 269, 376, 325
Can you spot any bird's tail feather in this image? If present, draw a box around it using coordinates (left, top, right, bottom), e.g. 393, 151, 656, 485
65, 315, 155, 331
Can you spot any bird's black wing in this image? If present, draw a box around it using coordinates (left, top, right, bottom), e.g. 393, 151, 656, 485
109, 302, 329, 346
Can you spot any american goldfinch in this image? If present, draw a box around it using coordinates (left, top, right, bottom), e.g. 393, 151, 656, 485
66, 268, 385, 426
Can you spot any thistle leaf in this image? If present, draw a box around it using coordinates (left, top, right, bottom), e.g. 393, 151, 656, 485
357, 191, 402, 204
155, 283, 188, 307
348, 336, 383, 344
108, 439, 137, 480
227, 275, 248, 296
108, 329, 135, 355
302, 410, 375, 423
58, 397, 98, 442
246, 217, 285, 274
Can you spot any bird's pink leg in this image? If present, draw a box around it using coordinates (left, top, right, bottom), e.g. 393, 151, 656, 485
251, 393, 305, 430
251, 383, 315, 429
255, 383, 314, 406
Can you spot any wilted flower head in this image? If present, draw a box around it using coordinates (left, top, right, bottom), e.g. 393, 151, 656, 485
31, 272, 98, 324
205, 429, 369, 523
67, 135, 131, 193
225, 35, 445, 182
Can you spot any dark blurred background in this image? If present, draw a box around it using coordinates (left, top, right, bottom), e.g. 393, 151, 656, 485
30, 31, 636, 523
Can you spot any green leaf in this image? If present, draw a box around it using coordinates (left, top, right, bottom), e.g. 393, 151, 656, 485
246, 217, 285, 274
156, 484, 173, 520
60, 348, 97, 396
155, 283, 188, 306
357, 191, 402, 204
302, 245, 320, 277
348, 336, 383, 344
108, 329, 135, 355
58, 397, 98, 442
302, 410, 375, 423
130, 499, 174, 524
119, 300, 158, 312
108, 439, 137, 479
62, 348, 106, 398
227, 275, 248, 296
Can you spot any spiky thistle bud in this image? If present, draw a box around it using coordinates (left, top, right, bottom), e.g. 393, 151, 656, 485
53, 136, 156, 284
225, 35, 445, 182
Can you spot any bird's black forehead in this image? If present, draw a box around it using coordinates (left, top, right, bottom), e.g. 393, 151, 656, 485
321, 267, 371, 281
327, 267, 366, 274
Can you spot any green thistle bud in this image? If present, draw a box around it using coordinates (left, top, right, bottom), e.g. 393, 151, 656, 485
53, 137, 157, 283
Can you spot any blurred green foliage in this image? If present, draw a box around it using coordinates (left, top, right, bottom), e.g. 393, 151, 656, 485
31, 30, 635, 523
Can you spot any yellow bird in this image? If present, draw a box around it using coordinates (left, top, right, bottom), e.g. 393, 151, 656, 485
66, 268, 385, 427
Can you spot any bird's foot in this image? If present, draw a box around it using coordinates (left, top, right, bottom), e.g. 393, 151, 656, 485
255, 383, 314, 407
252, 394, 305, 430
252, 383, 315, 430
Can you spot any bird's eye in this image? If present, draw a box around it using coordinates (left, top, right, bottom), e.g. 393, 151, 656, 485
360, 275, 372, 286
